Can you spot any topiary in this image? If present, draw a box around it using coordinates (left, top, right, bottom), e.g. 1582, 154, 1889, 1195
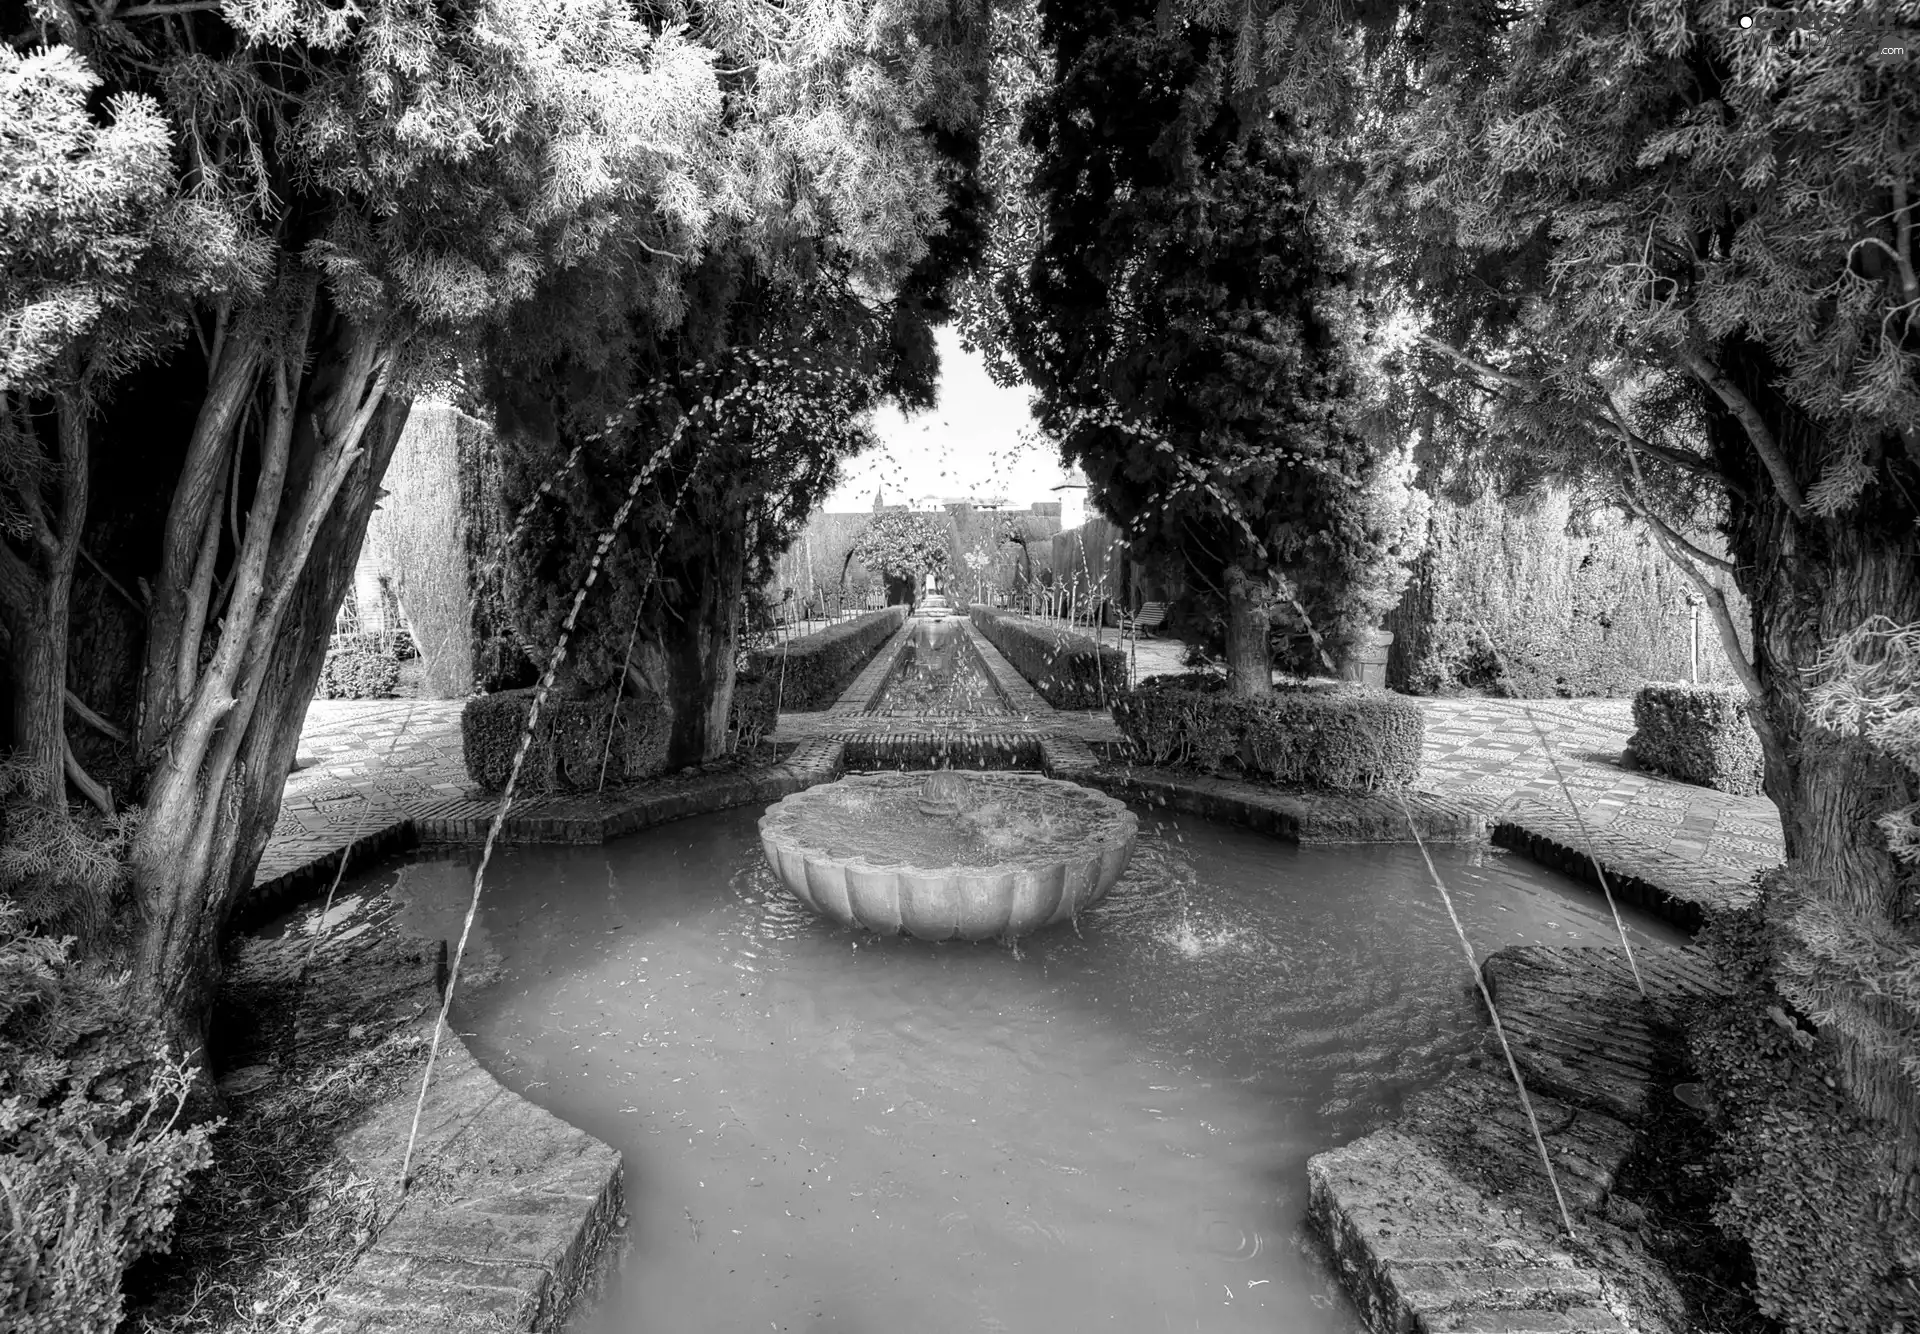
1110, 677, 1424, 789
317, 646, 401, 700
1626, 682, 1765, 795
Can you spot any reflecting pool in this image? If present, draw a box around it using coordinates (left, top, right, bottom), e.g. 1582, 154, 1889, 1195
383, 802, 1685, 1333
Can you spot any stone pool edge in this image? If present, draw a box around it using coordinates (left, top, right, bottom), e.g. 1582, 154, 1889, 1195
261, 713, 1745, 1333
279, 743, 848, 1334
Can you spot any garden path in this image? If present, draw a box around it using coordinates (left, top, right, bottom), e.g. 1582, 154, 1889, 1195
263, 653, 1784, 896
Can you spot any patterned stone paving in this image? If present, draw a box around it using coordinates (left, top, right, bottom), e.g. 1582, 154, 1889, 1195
1415, 697, 1783, 879
263, 633, 1784, 923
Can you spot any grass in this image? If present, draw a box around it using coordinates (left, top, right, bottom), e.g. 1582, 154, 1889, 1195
119, 959, 429, 1334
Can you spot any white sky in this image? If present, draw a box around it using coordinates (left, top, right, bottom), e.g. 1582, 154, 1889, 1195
824, 326, 1086, 529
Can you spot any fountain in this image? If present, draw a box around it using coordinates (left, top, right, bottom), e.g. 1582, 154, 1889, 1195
758, 769, 1138, 940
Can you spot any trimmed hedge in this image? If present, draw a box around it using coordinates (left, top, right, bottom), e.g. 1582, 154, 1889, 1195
1110, 672, 1424, 791
969, 605, 1125, 709
1626, 682, 1764, 795
742, 606, 906, 710
318, 646, 400, 699
462, 687, 670, 793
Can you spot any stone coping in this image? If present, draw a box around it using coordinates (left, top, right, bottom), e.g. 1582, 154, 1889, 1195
1082, 764, 1487, 845
1308, 942, 1730, 1334
279, 905, 623, 1334
262, 644, 1769, 1332
821, 617, 921, 720
244, 738, 846, 927
1490, 804, 1760, 932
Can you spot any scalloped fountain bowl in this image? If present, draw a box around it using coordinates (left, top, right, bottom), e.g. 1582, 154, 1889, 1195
758, 770, 1138, 940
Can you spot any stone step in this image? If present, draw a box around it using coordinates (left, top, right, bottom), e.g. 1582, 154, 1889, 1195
1401, 1066, 1636, 1213
1308, 1128, 1630, 1334
1481, 946, 1724, 1124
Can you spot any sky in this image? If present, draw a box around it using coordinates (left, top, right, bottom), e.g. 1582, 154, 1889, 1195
823, 326, 1087, 529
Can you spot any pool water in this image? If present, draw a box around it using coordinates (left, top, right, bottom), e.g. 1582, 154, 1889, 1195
867, 621, 1013, 720
383, 801, 1684, 1333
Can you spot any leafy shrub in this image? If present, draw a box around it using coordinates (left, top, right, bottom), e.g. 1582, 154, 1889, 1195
1110, 674, 1424, 790
317, 646, 400, 700
1692, 885, 1920, 1333
0, 901, 217, 1334
461, 686, 670, 792
969, 605, 1125, 709
728, 671, 778, 754
741, 606, 906, 710
1626, 682, 1764, 795
331, 627, 416, 661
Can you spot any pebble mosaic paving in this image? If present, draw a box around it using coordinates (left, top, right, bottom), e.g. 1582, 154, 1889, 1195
262, 629, 1784, 900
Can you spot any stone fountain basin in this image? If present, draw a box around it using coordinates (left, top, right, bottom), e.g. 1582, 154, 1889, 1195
758, 771, 1137, 941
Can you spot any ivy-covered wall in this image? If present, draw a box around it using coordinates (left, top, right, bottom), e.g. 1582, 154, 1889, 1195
1386, 490, 1752, 698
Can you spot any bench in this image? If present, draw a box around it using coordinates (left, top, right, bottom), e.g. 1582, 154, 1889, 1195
1118, 601, 1168, 638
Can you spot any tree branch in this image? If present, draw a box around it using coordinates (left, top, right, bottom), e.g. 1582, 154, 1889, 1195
78, 544, 145, 616
1889, 180, 1919, 309
64, 739, 112, 816
176, 439, 233, 703
66, 688, 129, 744
1680, 348, 1807, 517
111, 0, 224, 18
1631, 500, 1737, 574
1625, 447, 1767, 709
1588, 393, 1734, 490
1417, 333, 1538, 392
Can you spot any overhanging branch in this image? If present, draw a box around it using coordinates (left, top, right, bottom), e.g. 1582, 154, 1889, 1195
1680, 348, 1808, 517
1623, 448, 1768, 710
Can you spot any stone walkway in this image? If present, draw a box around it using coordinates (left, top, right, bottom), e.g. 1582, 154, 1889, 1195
265, 634, 1784, 903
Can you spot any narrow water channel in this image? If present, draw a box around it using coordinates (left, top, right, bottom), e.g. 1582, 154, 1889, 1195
865, 618, 1013, 721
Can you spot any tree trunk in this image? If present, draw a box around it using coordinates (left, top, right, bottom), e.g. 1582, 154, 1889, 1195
0, 389, 90, 805
1713, 334, 1920, 1177
1385, 510, 1438, 693
7, 596, 68, 802
640, 532, 747, 771
126, 300, 407, 1064
1223, 564, 1272, 697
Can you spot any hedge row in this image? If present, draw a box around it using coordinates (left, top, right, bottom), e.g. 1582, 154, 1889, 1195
1626, 682, 1764, 796
318, 646, 399, 699
968, 605, 1125, 709
1109, 672, 1424, 791
462, 687, 670, 793
742, 605, 906, 710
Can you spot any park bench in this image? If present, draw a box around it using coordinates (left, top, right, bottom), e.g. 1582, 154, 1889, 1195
1118, 601, 1168, 638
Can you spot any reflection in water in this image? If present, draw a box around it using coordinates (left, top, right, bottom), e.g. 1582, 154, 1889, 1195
384, 803, 1685, 1334
869, 618, 1013, 718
